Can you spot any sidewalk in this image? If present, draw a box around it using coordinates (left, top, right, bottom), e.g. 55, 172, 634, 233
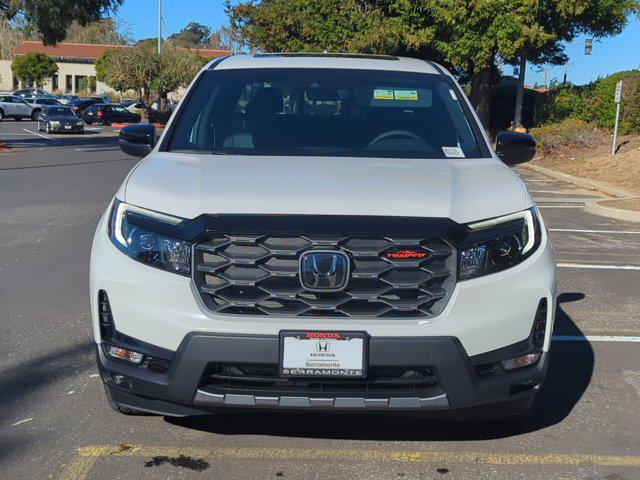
521, 163, 640, 222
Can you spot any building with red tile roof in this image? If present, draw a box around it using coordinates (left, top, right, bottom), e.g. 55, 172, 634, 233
0, 41, 231, 94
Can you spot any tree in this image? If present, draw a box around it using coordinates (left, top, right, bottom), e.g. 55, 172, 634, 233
169, 22, 212, 48
208, 26, 237, 51
227, 0, 640, 129
0, 19, 23, 60
0, 0, 123, 44
152, 43, 206, 109
97, 43, 205, 114
79, 76, 97, 94
64, 18, 131, 45
96, 45, 158, 105
226, 0, 403, 55
11, 52, 58, 87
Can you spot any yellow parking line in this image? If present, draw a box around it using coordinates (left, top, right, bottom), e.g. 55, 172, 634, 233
60, 444, 640, 478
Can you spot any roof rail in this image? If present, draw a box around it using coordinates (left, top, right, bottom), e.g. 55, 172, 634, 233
253, 52, 400, 61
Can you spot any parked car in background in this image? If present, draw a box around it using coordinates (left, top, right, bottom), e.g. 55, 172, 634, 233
14, 88, 57, 102
37, 106, 84, 133
30, 98, 62, 107
67, 98, 101, 114
119, 99, 138, 108
151, 97, 177, 112
125, 101, 145, 114
91, 96, 111, 104
28, 97, 63, 118
82, 104, 141, 125
59, 94, 80, 104
0, 94, 39, 121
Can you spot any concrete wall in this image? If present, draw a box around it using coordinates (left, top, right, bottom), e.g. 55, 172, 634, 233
0, 59, 109, 94
0, 60, 13, 92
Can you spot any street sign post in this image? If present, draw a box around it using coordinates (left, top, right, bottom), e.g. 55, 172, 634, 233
612, 80, 623, 156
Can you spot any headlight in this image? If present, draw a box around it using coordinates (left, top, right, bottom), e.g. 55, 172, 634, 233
49, 121, 60, 126
458, 207, 541, 280
108, 199, 191, 275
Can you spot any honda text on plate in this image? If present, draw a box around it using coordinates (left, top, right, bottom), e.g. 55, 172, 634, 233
91, 53, 556, 421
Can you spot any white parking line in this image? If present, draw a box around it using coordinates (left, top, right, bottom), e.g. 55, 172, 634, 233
558, 263, 640, 270
538, 205, 585, 209
22, 128, 54, 141
553, 335, 640, 343
551, 228, 640, 235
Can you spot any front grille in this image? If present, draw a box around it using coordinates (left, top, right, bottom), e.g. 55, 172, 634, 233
200, 363, 439, 397
193, 234, 455, 318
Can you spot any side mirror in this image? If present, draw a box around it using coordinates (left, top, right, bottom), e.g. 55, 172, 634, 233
119, 124, 156, 157
495, 131, 536, 165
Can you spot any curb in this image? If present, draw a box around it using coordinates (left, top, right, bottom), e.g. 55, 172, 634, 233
522, 162, 634, 198
110, 123, 165, 129
521, 162, 640, 223
584, 203, 640, 223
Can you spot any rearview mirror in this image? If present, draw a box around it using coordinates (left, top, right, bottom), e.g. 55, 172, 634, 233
495, 131, 536, 165
119, 124, 156, 157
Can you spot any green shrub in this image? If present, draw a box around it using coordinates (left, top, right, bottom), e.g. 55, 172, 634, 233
580, 71, 640, 134
530, 118, 602, 155
535, 70, 640, 134
536, 86, 586, 125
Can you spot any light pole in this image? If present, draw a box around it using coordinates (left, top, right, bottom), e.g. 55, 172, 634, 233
157, 0, 162, 55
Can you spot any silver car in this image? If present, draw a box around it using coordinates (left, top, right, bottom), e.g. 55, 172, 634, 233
0, 94, 37, 121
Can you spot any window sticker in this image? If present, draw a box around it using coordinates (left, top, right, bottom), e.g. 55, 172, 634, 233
373, 89, 394, 100
394, 89, 418, 101
442, 146, 466, 158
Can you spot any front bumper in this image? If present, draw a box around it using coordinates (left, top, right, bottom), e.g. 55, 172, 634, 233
48, 124, 83, 132
98, 332, 547, 417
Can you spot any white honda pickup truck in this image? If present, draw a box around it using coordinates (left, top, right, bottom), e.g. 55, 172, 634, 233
91, 53, 556, 421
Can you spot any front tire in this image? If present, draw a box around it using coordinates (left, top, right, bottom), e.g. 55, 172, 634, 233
104, 385, 152, 416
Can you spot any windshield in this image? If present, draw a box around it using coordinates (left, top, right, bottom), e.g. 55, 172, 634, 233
47, 107, 76, 116
166, 68, 487, 159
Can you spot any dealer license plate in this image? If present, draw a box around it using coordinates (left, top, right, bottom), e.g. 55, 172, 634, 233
280, 331, 367, 378
64, 125, 72, 129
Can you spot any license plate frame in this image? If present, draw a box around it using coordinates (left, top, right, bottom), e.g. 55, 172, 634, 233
279, 331, 368, 378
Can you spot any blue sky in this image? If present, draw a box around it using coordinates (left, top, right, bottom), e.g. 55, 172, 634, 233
115, 1, 639, 86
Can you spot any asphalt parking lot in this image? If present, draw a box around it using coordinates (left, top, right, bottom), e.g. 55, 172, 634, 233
1, 118, 639, 479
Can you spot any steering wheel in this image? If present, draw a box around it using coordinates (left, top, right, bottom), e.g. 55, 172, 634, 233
366, 130, 427, 149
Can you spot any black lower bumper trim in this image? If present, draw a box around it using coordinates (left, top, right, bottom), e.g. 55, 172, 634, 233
97, 332, 547, 417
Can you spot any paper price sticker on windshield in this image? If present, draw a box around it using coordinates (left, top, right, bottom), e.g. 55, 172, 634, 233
394, 89, 418, 101
373, 89, 394, 100
442, 146, 465, 158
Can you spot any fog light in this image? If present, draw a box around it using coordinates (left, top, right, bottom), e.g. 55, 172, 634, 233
500, 352, 541, 371
106, 345, 144, 364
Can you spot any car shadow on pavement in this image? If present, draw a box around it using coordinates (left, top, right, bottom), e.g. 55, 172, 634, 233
0, 129, 120, 150
168, 292, 594, 441
0, 341, 95, 419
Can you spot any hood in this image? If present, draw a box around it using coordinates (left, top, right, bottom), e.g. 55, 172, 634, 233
47, 115, 80, 122
124, 153, 530, 224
